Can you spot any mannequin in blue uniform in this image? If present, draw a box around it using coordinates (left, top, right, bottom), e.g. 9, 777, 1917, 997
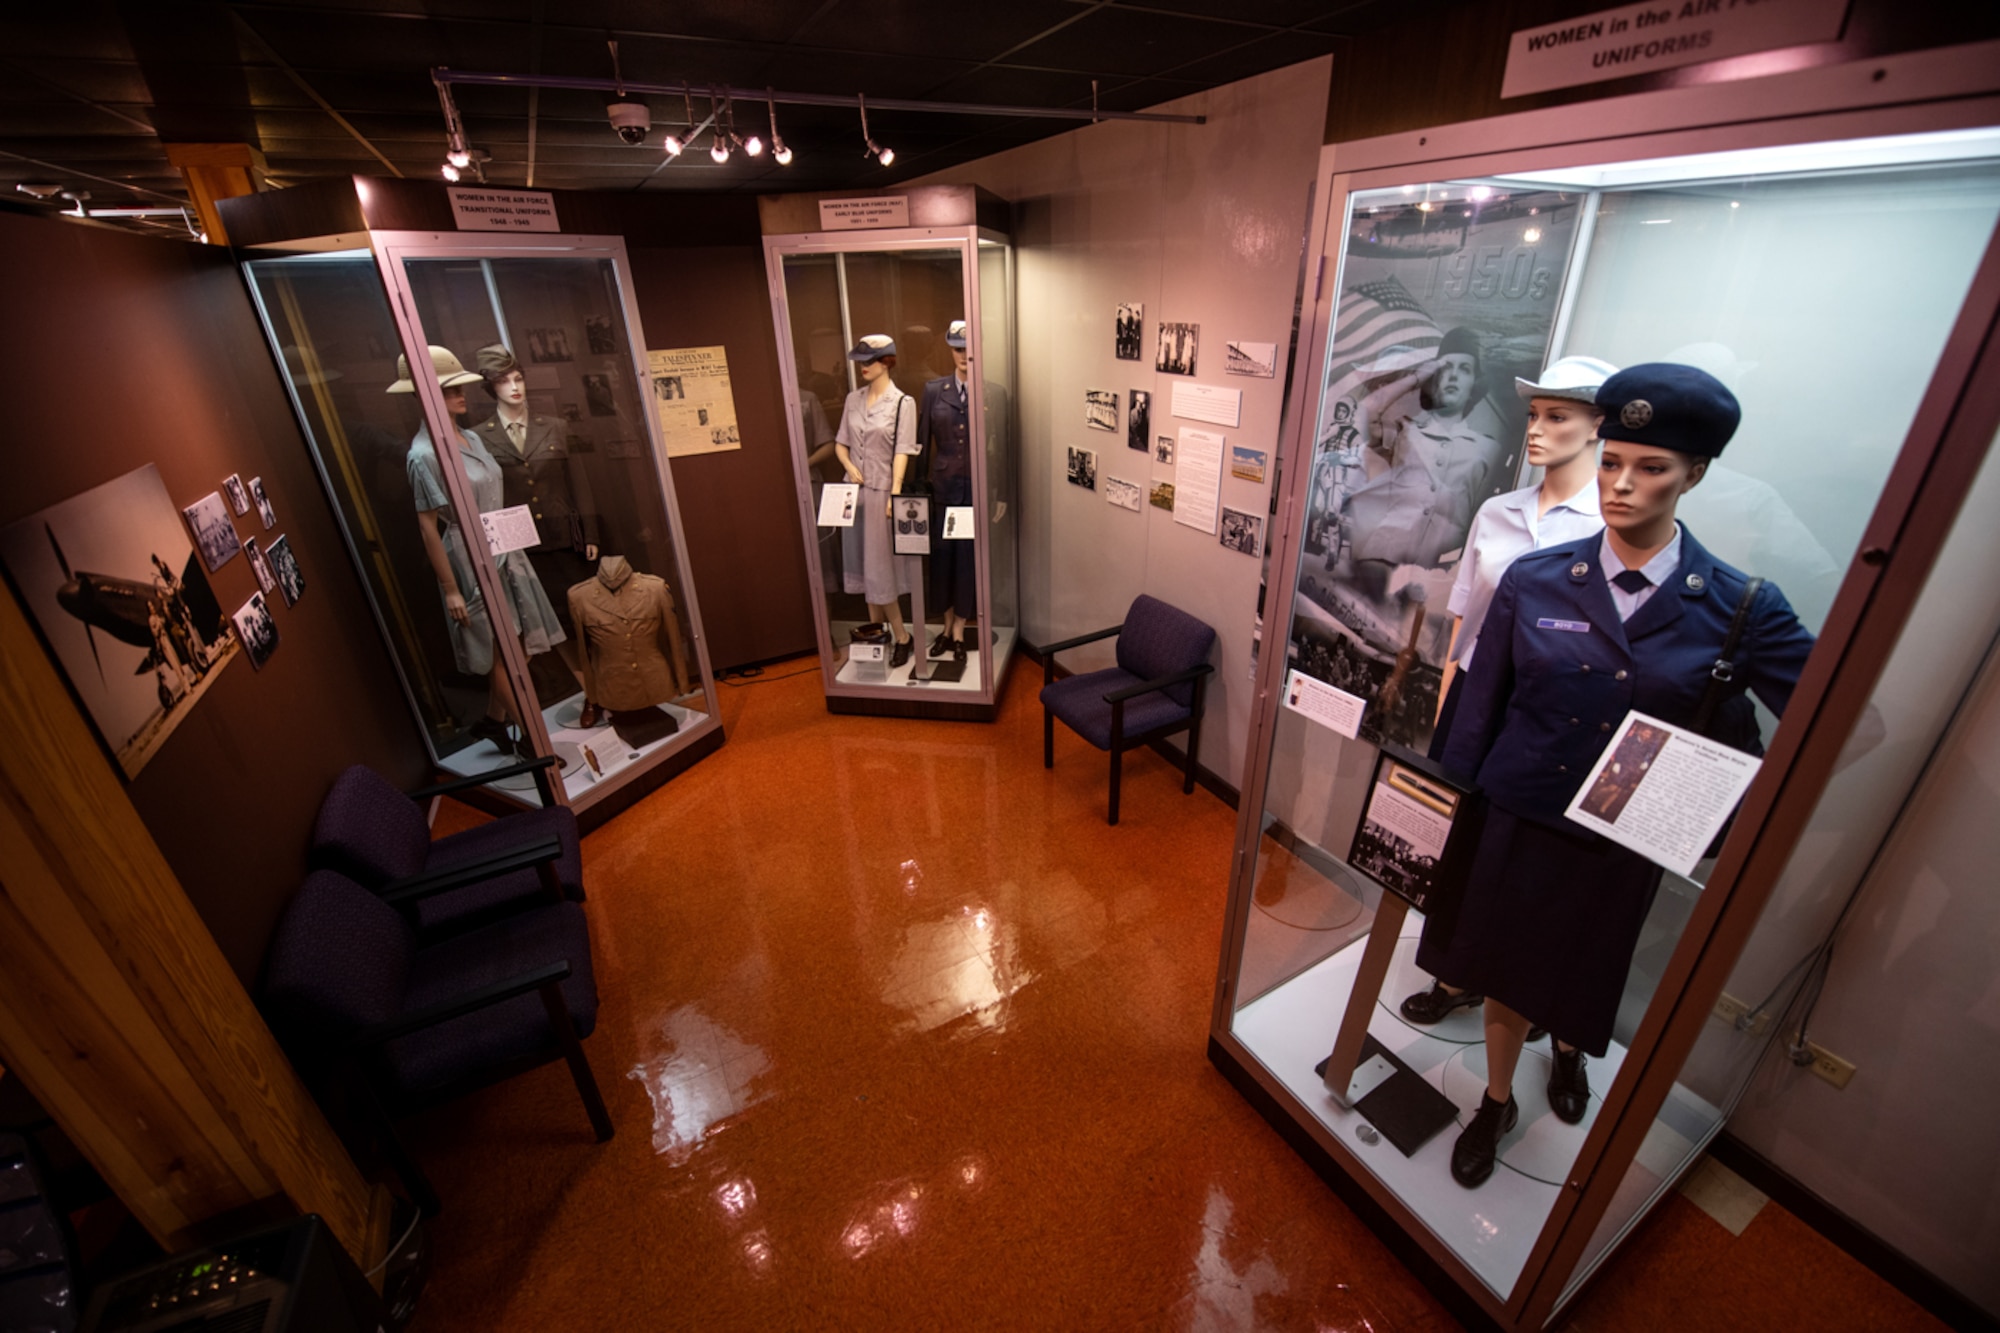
920, 320, 976, 660
1427, 363, 1816, 1188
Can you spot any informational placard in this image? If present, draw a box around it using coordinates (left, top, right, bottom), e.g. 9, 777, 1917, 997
818, 196, 911, 231
943, 505, 975, 539
1501, 0, 1850, 99
1170, 381, 1243, 428
818, 483, 859, 527
892, 497, 931, 555
1282, 668, 1365, 738
1349, 756, 1470, 913
447, 187, 560, 232
1173, 427, 1225, 535
1564, 710, 1763, 877
479, 504, 541, 556
647, 346, 742, 458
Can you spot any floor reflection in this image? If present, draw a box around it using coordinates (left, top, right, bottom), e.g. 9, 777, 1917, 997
626, 1005, 773, 1163
879, 905, 1035, 1036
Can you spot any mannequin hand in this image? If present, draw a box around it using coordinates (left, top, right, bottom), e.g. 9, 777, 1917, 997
887, 497, 896, 519
444, 590, 470, 624
585, 544, 599, 561
845, 468, 864, 485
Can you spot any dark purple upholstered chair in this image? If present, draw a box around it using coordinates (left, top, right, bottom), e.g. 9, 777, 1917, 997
1039, 594, 1217, 825
261, 868, 611, 1216
310, 758, 583, 936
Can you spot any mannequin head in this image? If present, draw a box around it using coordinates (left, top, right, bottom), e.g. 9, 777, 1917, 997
858, 355, 895, 384
441, 383, 468, 418
475, 345, 527, 409
1593, 363, 1737, 546
1524, 397, 1603, 470
1599, 442, 1706, 539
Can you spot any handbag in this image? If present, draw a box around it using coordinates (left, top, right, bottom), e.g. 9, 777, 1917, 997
1691, 575, 1764, 860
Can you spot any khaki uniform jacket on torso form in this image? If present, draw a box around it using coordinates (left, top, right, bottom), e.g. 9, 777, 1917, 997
568, 565, 691, 710
474, 413, 599, 551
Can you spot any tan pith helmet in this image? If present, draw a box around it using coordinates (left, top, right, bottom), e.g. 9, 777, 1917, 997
386, 345, 484, 394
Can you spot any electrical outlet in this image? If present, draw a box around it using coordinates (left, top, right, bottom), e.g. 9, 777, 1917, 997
1805, 1042, 1856, 1089
1711, 992, 1771, 1035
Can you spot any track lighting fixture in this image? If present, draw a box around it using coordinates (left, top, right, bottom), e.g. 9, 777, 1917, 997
858, 94, 894, 167
710, 136, 731, 164
765, 89, 793, 166
441, 162, 461, 181
447, 147, 471, 169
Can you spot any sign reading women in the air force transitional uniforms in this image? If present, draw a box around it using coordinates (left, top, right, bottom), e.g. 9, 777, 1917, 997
1287, 189, 1583, 750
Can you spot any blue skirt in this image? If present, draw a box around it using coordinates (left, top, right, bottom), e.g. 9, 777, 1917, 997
1415, 805, 1663, 1057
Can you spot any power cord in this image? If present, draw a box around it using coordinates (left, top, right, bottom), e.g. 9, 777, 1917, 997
365, 1204, 424, 1278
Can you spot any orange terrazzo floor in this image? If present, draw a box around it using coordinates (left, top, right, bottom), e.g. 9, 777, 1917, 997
406, 656, 1941, 1332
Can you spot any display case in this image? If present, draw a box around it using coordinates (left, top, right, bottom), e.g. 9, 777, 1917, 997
760, 186, 1019, 720
1208, 51, 2000, 1332
223, 180, 722, 823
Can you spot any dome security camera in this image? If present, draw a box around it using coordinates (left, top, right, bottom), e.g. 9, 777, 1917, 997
606, 99, 651, 146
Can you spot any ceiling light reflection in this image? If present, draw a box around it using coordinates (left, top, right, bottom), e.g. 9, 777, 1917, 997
715, 1178, 757, 1218
627, 1006, 773, 1162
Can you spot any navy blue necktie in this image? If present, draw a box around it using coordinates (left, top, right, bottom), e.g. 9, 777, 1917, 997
1612, 569, 1652, 594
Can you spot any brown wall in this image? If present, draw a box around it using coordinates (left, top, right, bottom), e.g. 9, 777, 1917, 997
0, 208, 428, 982
1326, 0, 2000, 143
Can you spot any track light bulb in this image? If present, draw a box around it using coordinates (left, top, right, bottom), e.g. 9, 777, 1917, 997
663, 133, 683, 158
773, 139, 793, 166
441, 162, 461, 182
876, 143, 895, 167
710, 137, 731, 163
743, 133, 764, 157
447, 147, 471, 169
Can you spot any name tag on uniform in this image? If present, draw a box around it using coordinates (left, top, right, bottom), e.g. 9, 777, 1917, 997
1536, 617, 1591, 633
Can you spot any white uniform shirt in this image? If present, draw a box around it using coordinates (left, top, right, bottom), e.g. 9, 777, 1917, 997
1447, 477, 1601, 667
1600, 523, 1683, 622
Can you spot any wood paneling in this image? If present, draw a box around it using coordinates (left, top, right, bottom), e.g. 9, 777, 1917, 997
0, 582, 386, 1268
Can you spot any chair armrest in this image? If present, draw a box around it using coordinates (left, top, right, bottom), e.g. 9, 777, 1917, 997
409, 755, 559, 803
1102, 662, 1214, 704
346, 960, 572, 1049
378, 835, 564, 906
1041, 624, 1123, 656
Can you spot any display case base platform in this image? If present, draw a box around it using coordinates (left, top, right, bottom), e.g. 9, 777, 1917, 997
822, 623, 1018, 722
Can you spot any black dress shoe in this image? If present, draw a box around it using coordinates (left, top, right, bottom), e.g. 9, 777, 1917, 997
890, 638, 912, 668
1451, 1093, 1519, 1188
929, 631, 953, 656
1548, 1044, 1590, 1124
468, 715, 512, 749
1400, 981, 1484, 1025
952, 637, 967, 663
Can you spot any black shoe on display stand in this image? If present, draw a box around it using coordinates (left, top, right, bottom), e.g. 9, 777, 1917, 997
890, 638, 912, 669
929, 631, 953, 657
1450, 1092, 1518, 1188
1399, 981, 1484, 1025
1548, 1044, 1590, 1124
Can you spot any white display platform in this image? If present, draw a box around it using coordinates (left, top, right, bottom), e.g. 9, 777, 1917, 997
831, 621, 1017, 692
434, 689, 707, 806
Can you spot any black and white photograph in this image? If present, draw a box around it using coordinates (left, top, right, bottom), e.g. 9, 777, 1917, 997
1127, 389, 1150, 452
244, 536, 277, 595
1349, 758, 1465, 913
0, 464, 240, 778
180, 490, 243, 573
527, 326, 573, 362
248, 475, 277, 529
584, 372, 617, 416
222, 473, 250, 515
560, 401, 582, 422
1104, 476, 1143, 512
1225, 339, 1279, 378
1066, 446, 1097, 491
1292, 187, 1582, 750
1219, 506, 1262, 556
710, 425, 740, 447
1085, 388, 1118, 433
1155, 435, 1175, 466
268, 534, 306, 607
232, 591, 279, 671
653, 374, 685, 402
1149, 480, 1176, 511
585, 314, 617, 354
1114, 302, 1145, 360
1156, 322, 1199, 376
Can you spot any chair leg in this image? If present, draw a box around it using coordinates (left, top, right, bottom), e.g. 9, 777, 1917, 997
354, 1072, 441, 1217
540, 982, 614, 1142
1043, 706, 1055, 769
1108, 746, 1122, 825
1184, 680, 1208, 795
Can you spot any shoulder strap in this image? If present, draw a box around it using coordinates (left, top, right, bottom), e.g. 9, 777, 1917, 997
1692, 576, 1764, 735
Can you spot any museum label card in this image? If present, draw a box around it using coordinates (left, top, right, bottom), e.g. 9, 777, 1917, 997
480, 504, 541, 556
818, 483, 860, 527
448, 187, 560, 232
649, 346, 742, 458
818, 196, 910, 230
943, 506, 975, 539
1170, 381, 1243, 428
1564, 710, 1763, 877
1282, 669, 1365, 739
1172, 427, 1225, 535
1501, 0, 1848, 99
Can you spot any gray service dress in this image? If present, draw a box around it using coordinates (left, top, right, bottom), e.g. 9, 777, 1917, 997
835, 384, 920, 603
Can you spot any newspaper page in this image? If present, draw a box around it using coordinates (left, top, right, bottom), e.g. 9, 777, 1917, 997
648, 345, 742, 458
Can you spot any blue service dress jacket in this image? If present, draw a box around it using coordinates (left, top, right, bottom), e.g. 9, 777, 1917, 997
1439, 523, 1817, 828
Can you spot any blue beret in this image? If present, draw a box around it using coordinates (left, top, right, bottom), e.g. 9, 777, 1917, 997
1595, 362, 1740, 456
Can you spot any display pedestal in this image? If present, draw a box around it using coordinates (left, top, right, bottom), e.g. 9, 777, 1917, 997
1317, 895, 1457, 1156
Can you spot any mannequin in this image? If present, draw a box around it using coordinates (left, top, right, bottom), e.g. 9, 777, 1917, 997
568, 554, 691, 728
473, 344, 598, 684
919, 320, 976, 659
394, 345, 567, 754
833, 334, 921, 667
1422, 364, 1815, 1187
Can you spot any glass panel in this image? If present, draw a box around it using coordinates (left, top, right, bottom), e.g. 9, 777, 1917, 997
244, 252, 521, 780
399, 253, 711, 803
977, 240, 1020, 685
1226, 157, 2000, 1305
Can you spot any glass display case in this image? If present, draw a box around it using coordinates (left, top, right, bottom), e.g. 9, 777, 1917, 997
226, 183, 722, 822
1208, 63, 2000, 1332
760, 186, 1019, 720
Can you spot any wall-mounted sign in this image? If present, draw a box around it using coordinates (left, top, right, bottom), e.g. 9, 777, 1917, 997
818, 196, 911, 231
1501, 0, 1850, 99
1170, 381, 1243, 428
447, 187, 560, 232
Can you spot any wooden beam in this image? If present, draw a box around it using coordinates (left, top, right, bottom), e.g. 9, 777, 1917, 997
164, 142, 266, 245
0, 582, 387, 1273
